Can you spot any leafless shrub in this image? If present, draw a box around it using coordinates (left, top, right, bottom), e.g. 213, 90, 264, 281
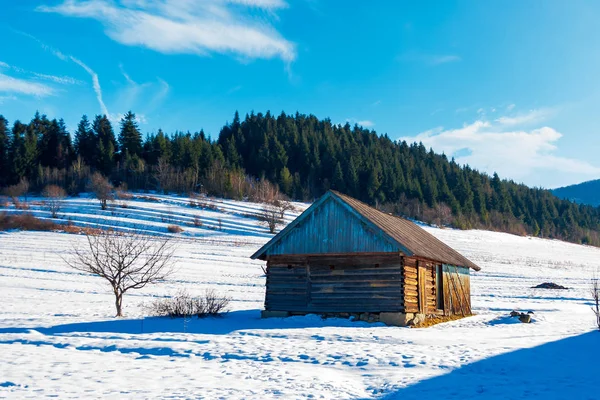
89, 172, 114, 210
42, 184, 67, 218
192, 216, 203, 227
0, 212, 56, 231
64, 229, 176, 317
133, 195, 161, 202
115, 184, 132, 209
167, 224, 184, 233
3, 178, 29, 207
203, 289, 230, 315
148, 289, 230, 318
592, 276, 600, 331
218, 217, 223, 231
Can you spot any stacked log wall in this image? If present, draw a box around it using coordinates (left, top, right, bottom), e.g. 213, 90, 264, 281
403, 257, 419, 313
265, 254, 404, 313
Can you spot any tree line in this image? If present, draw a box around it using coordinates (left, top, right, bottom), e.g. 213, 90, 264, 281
1, 110, 600, 246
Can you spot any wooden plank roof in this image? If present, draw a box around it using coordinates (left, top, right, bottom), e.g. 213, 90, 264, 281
251, 190, 480, 271
329, 191, 480, 271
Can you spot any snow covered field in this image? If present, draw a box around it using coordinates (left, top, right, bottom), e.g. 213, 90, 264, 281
0, 194, 598, 399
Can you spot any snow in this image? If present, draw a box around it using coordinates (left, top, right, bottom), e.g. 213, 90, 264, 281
0, 194, 599, 399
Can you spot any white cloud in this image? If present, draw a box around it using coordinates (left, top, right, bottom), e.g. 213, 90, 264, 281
38, 0, 296, 62
357, 120, 375, 128
400, 111, 600, 186
32, 72, 83, 85
345, 118, 374, 128
506, 103, 516, 111
495, 108, 554, 126
0, 73, 54, 97
69, 56, 109, 116
0, 95, 18, 104
17, 32, 110, 116
0, 60, 82, 85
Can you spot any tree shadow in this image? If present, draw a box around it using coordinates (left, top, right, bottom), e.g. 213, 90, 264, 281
380, 330, 599, 400
0, 309, 382, 336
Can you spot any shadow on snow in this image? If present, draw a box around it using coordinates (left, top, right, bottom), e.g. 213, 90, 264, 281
0, 309, 382, 336
379, 330, 600, 400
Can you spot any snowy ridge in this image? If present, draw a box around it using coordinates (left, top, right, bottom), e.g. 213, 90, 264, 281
0, 194, 598, 399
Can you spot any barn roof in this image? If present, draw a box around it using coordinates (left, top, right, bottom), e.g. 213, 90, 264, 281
251, 190, 480, 271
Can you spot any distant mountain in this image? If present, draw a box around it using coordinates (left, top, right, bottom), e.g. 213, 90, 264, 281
552, 179, 600, 207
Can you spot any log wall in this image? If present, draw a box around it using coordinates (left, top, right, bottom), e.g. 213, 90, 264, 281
265, 255, 472, 317
265, 254, 404, 313
403, 257, 419, 314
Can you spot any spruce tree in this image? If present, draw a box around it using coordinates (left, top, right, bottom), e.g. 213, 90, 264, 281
74, 115, 96, 167
93, 115, 116, 175
118, 111, 142, 157
0, 116, 9, 185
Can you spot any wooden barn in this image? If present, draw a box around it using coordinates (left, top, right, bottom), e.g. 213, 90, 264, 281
251, 190, 480, 326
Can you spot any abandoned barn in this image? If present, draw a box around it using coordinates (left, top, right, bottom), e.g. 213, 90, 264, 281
251, 190, 480, 326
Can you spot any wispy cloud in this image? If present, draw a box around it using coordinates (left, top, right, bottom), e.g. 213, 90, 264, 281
17, 32, 109, 116
357, 120, 374, 128
227, 85, 243, 94
0, 73, 54, 97
38, 0, 296, 63
69, 56, 109, 116
399, 52, 461, 66
32, 72, 82, 85
0, 60, 82, 85
400, 108, 600, 186
495, 108, 554, 126
429, 55, 461, 65
346, 118, 374, 128
0, 95, 18, 104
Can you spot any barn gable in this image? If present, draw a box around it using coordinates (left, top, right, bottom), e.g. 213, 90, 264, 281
251, 192, 411, 259
252, 190, 479, 271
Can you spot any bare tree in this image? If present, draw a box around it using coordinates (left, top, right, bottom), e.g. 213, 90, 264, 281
592, 275, 600, 331
89, 172, 114, 210
273, 198, 295, 220
434, 202, 453, 228
42, 184, 67, 218
259, 203, 284, 234
64, 229, 177, 317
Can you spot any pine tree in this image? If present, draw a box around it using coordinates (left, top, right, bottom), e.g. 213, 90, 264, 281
93, 115, 116, 175
118, 111, 142, 157
0, 116, 9, 185
332, 161, 345, 192
74, 115, 96, 167
9, 121, 27, 180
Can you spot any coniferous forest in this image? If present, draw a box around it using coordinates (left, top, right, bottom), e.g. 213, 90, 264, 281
1, 110, 600, 246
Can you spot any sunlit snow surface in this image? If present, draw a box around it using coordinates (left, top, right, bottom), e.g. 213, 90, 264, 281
0, 194, 598, 399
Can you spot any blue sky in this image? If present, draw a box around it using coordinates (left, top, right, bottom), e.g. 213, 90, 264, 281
1, 1, 600, 189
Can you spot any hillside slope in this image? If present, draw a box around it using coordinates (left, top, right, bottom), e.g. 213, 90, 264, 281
0, 194, 598, 399
553, 178, 600, 206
